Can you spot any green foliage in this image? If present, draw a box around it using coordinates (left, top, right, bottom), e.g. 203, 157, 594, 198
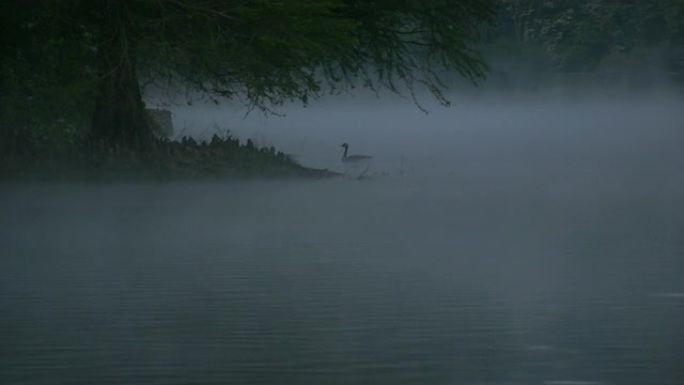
490, 0, 684, 77
0, 0, 96, 154
132, 0, 497, 110
134, 0, 361, 108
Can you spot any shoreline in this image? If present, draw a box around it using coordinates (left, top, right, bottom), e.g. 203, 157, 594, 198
0, 135, 342, 182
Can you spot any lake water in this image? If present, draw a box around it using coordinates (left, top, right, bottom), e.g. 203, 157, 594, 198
2, 96, 684, 384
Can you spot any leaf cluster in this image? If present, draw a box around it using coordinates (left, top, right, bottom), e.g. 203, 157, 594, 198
126, 0, 497, 110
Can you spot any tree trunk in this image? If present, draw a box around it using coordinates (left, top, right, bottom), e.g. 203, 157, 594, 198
90, 0, 151, 150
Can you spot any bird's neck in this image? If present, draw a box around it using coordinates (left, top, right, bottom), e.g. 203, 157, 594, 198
342, 146, 348, 158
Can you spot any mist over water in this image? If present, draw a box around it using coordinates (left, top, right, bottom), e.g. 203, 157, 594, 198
2, 90, 684, 384
172, 89, 684, 178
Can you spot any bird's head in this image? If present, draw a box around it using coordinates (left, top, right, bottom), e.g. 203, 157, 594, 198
340, 143, 349, 148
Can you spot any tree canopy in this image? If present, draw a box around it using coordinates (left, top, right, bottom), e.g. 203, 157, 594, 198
1, 0, 497, 149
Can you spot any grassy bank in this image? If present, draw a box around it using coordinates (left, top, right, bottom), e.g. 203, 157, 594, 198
0, 133, 339, 181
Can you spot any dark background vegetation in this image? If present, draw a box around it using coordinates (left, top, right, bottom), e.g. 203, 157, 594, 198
484, 0, 684, 90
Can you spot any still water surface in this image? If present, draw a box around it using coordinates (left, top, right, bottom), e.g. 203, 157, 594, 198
1, 153, 683, 384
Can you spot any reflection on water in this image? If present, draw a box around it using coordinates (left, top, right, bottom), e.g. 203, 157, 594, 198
1, 159, 683, 385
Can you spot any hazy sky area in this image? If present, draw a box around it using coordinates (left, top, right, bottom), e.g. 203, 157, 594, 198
150, 85, 684, 183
